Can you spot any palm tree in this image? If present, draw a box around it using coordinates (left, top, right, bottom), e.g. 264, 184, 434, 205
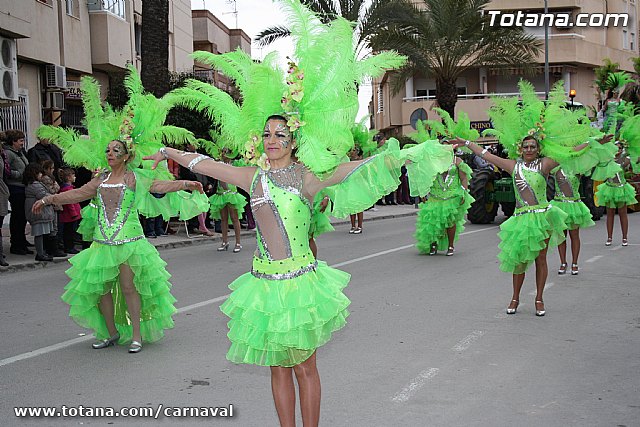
594, 58, 620, 102
141, 0, 170, 97
256, 0, 388, 59
369, 0, 542, 117
621, 57, 640, 105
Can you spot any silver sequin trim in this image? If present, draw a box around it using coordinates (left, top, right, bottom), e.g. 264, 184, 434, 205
513, 205, 551, 216
251, 261, 318, 280
188, 154, 210, 171
93, 235, 144, 246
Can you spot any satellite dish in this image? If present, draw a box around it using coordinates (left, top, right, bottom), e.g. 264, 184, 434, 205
410, 108, 427, 130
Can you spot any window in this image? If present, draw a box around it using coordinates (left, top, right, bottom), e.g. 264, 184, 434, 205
88, 0, 126, 19
377, 85, 384, 113
623, 29, 629, 50
65, 0, 79, 17
134, 23, 142, 57
416, 89, 428, 98
36, 0, 53, 6
632, 32, 636, 51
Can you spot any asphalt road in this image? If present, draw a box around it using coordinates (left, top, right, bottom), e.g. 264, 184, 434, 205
1, 213, 639, 426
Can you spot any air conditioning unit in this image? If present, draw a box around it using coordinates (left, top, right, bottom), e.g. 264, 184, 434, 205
45, 64, 66, 89
0, 36, 19, 101
45, 91, 65, 110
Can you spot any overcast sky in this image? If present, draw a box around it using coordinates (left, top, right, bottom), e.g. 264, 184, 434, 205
191, 0, 373, 123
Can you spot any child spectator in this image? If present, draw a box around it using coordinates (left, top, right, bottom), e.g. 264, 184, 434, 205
58, 168, 82, 254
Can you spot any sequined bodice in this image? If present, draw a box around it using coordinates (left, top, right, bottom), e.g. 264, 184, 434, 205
429, 161, 463, 200
513, 159, 548, 208
553, 167, 579, 201
95, 177, 144, 245
249, 164, 312, 261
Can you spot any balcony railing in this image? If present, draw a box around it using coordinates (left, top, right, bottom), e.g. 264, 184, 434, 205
403, 91, 551, 102
88, 0, 126, 19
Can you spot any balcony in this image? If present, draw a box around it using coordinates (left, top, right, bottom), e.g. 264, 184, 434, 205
89, 10, 132, 71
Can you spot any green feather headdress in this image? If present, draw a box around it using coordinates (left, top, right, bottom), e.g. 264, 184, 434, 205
350, 117, 377, 157
483, 80, 597, 160
167, 0, 406, 175
37, 65, 194, 174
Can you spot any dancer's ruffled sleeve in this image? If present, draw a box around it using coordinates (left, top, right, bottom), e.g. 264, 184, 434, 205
552, 138, 619, 176
321, 138, 452, 218
77, 200, 98, 241
457, 161, 473, 179
133, 169, 209, 220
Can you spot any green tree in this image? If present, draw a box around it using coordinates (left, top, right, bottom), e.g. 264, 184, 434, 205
621, 57, 640, 105
593, 58, 620, 102
256, 0, 389, 59
369, 0, 542, 117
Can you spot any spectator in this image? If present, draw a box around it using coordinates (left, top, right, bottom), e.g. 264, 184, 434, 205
0, 132, 9, 266
40, 159, 66, 257
24, 163, 56, 261
27, 138, 64, 174
58, 168, 82, 254
3, 129, 32, 255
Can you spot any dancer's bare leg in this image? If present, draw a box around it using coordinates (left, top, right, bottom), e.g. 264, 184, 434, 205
309, 238, 318, 258
509, 273, 525, 310
534, 241, 550, 312
619, 205, 629, 240
558, 230, 568, 266
99, 291, 117, 336
230, 208, 242, 245
606, 208, 615, 240
446, 224, 456, 248
220, 206, 229, 244
270, 366, 296, 427
357, 212, 363, 228
569, 229, 580, 265
119, 263, 141, 343
293, 352, 320, 427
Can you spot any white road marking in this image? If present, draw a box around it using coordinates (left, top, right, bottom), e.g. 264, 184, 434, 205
391, 368, 440, 403
451, 330, 485, 352
585, 255, 604, 263
611, 245, 623, 251
0, 226, 498, 368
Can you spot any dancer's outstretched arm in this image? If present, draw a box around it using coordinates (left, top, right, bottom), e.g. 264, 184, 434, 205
448, 137, 516, 175
145, 147, 256, 192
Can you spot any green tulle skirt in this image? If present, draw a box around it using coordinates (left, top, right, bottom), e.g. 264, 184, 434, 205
209, 192, 247, 221
595, 182, 638, 208
415, 192, 474, 253
552, 200, 595, 230
61, 238, 177, 344
498, 204, 568, 274
220, 260, 351, 367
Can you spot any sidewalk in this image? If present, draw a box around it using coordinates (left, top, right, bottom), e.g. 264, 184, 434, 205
0, 204, 418, 274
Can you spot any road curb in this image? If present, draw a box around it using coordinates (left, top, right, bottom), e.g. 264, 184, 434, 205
0, 211, 417, 275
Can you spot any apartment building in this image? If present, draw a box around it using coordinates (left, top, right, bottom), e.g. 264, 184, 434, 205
0, 0, 248, 147
372, 0, 639, 137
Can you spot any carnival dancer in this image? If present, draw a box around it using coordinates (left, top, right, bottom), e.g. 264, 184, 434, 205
208, 148, 247, 253
551, 166, 594, 275
33, 67, 208, 353
412, 111, 475, 256
595, 118, 640, 247
146, 2, 452, 425
449, 81, 615, 317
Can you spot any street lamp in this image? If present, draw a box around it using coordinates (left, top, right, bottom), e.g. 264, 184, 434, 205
569, 89, 576, 106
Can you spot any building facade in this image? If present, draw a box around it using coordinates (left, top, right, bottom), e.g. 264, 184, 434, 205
372, 0, 639, 137
0, 0, 248, 147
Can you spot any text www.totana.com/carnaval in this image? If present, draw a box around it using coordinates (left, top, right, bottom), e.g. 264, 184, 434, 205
14, 404, 234, 419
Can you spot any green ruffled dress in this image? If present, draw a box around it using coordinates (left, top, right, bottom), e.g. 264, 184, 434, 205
415, 160, 474, 252
61, 170, 209, 344
220, 165, 351, 367
308, 191, 334, 239
498, 159, 568, 274
551, 166, 595, 230
209, 183, 248, 222
221, 139, 453, 367
594, 157, 638, 208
